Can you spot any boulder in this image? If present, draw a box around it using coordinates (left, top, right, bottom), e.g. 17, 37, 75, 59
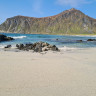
87, 39, 96, 41
50, 45, 59, 51
16, 44, 19, 48
34, 44, 42, 52
4, 45, 12, 48
42, 47, 49, 51
16, 42, 59, 52
56, 39, 59, 41
0, 34, 14, 42
16, 44, 24, 50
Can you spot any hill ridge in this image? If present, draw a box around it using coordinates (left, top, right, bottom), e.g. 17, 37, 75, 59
0, 8, 96, 35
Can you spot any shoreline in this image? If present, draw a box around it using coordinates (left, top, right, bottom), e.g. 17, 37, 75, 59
0, 45, 83, 53
1, 32, 96, 36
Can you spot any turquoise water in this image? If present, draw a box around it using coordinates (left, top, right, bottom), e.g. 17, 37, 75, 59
0, 33, 96, 48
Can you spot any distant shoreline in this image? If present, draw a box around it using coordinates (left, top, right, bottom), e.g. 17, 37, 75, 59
1, 31, 96, 36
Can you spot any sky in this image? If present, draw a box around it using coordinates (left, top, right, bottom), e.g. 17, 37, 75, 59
0, 0, 96, 24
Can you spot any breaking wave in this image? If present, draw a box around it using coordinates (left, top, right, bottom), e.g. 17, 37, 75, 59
12, 36, 27, 39
59, 46, 80, 51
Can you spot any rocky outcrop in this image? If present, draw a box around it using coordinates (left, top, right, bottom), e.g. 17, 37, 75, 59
0, 34, 14, 42
87, 39, 96, 41
16, 42, 59, 52
0, 8, 96, 35
76, 39, 96, 42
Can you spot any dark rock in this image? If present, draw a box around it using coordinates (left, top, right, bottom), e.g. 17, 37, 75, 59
34, 44, 42, 52
5, 37, 14, 41
26, 44, 33, 47
50, 45, 59, 51
87, 39, 96, 41
19, 44, 24, 48
25, 44, 33, 50
76, 40, 83, 42
0, 34, 14, 42
56, 39, 59, 41
16, 44, 19, 48
16, 44, 24, 50
4, 45, 12, 48
16, 42, 59, 52
0, 34, 6, 42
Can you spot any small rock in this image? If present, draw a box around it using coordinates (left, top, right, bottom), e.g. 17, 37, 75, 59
16, 44, 19, 48
5, 45, 12, 48
76, 40, 83, 42
34, 44, 42, 52
51, 46, 59, 51
56, 39, 59, 41
16, 44, 24, 50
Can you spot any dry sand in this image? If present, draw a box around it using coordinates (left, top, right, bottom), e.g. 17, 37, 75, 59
0, 48, 96, 96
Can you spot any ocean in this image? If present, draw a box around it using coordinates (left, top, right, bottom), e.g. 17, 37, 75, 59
0, 33, 96, 49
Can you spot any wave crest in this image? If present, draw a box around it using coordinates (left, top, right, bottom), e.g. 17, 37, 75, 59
12, 36, 27, 39
59, 46, 78, 51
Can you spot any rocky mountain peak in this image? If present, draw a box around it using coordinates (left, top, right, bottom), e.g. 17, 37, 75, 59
69, 8, 76, 11
0, 8, 96, 35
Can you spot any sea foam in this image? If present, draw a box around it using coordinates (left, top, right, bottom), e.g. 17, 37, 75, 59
59, 46, 79, 51
12, 36, 27, 39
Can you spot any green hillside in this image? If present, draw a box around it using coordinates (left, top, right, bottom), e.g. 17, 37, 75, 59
0, 8, 96, 35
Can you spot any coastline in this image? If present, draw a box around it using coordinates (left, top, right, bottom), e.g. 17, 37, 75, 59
1, 31, 96, 36
0, 48, 96, 96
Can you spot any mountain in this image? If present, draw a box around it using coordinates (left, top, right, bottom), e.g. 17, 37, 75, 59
0, 8, 96, 35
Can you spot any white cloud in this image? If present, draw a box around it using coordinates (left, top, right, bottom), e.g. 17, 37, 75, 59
32, 0, 43, 14
56, 0, 91, 7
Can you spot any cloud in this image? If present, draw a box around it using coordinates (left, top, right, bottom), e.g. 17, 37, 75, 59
56, 0, 91, 7
32, 0, 43, 14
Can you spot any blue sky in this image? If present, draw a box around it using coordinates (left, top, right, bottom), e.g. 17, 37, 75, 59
0, 0, 96, 23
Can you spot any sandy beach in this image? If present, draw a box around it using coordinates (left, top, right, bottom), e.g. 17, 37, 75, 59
0, 48, 96, 96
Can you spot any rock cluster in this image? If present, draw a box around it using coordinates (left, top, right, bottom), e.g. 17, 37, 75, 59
76, 39, 96, 42
16, 42, 59, 52
87, 39, 96, 41
0, 34, 14, 42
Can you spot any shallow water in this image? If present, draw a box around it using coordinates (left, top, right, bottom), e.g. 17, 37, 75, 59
0, 33, 96, 48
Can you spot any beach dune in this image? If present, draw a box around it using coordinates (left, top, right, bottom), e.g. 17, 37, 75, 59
0, 48, 96, 96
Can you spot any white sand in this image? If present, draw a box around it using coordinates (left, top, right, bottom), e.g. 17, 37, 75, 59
0, 48, 96, 96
